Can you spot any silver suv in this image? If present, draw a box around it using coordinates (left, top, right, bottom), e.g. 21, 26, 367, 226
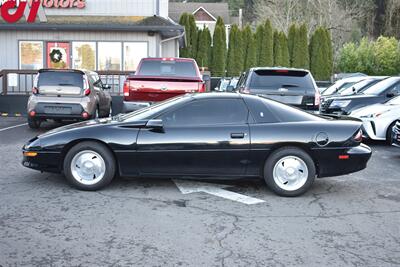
27, 69, 112, 129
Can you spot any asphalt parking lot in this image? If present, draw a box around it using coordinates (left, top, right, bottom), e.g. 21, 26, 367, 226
0, 117, 400, 267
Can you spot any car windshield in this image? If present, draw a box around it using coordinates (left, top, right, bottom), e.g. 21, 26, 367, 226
386, 96, 400, 105
339, 79, 380, 95
137, 60, 197, 77
218, 79, 231, 90
323, 80, 358, 95
249, 70, 315, 90
119, 95, 189, 122
38, 71, 84, 88
362, 77, 400, 95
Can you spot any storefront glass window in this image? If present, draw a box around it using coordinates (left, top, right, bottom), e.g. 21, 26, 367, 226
19, 41, 43, 69
98, 42, 122, 71
124, 42, 148, 71
72, 42, 96, 70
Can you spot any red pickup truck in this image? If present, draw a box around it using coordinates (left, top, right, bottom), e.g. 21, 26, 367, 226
122, 58, 207, 112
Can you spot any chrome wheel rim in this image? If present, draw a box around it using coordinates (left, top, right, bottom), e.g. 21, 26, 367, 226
273, 156, 308, 191
70, 150, 106, 185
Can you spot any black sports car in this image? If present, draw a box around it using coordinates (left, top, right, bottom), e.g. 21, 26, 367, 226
321, 77, 400, 115
22, 93, 372, 197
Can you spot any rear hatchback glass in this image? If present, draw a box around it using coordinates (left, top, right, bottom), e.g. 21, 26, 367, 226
249, 70, 315, 91
137, 60, 197, 77
38, 72, 84, 88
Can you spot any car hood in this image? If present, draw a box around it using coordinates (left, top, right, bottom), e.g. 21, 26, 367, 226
328, 94, 378, 101
38, 118, 115, 138
351, 103, 400, 117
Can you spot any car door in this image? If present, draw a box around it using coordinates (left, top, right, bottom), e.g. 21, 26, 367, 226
136, 98, 251, 176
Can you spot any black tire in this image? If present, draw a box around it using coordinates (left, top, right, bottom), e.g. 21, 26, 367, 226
28, 117, 41, 129
63, 141, 116, 191
264, 147, 316, 197
386, 122, 396, 144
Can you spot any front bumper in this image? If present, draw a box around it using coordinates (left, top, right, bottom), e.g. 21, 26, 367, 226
22, 150, 62, 173
122, 101, 152, 113
312, 144, 372, 178
360, 119, 385, 141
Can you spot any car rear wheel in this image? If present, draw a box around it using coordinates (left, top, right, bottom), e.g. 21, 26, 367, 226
386, 121, 396, 144
264, 147, 316, 197
27, 117, 41, 129
63, 141, 116, 191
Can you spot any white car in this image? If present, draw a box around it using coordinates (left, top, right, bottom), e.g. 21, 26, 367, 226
350, 96, 400, 142
322, 76, 369, 96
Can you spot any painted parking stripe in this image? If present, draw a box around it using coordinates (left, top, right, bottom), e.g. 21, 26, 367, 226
0, 123, 28, 132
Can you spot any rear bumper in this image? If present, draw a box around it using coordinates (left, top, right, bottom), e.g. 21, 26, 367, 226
312, 144, 372, 178
122, 101, 152, 113
28, 102, 91, 120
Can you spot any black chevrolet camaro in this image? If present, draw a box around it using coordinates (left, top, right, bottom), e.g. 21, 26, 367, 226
23, 93, 372, 197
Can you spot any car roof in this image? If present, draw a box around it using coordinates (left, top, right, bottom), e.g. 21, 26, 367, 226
192, 92, 242, 100
249, 67, 310, 73
38, 68, 86, 75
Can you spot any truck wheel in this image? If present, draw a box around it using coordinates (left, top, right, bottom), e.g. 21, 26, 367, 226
63, 141, 116, 191
264, 147, 316, 197
28, 117, 41, 129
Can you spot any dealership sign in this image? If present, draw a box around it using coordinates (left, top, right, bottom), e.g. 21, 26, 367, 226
0, 0, 86, 23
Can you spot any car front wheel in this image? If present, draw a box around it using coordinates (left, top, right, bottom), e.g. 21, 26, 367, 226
264, 147, 316, 197
63, 141, 116, 191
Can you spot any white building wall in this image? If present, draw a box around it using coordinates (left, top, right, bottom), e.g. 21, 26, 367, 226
44, 0, 167, 17
0, 30, 159, 70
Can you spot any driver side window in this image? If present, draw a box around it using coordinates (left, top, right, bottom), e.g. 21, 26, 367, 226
159, 99, 249, 127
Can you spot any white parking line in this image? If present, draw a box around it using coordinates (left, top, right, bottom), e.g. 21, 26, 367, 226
0, 123, 28, 132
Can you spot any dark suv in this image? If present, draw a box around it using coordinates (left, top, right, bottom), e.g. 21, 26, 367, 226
237, 68, 320, 111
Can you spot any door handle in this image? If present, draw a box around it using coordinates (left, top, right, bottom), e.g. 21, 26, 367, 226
231, 133, 245, 139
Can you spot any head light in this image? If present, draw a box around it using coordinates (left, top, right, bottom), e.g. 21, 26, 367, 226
330, 100, 351, 108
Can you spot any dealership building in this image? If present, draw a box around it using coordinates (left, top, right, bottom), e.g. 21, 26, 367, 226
0, 0, 184, 72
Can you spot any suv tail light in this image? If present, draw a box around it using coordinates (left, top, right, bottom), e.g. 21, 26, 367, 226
315, 89, 321, 107
83, 75, 91, 96
198, 82, 206, 93
32, 87, 39, 95
353, 129, 363, 142
123, 81, 130, 97
84, 88, 91, 96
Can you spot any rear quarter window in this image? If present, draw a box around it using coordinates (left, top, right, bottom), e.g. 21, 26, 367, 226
137, 60, 198, 77
38, 72, 84, 88
249, 70, 316, 91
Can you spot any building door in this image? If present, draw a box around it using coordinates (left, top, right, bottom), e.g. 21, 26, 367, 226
46, 42, 71, 69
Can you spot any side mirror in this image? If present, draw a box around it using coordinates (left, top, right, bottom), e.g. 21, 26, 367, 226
103, 84, 112, 90
226, 85, 235, 92
146, 119, 164, 131
387, 92, 395, 98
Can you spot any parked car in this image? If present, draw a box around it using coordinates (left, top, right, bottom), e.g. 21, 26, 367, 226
322, 76, 369, 96
338, 77, 388, 96
350, 96, 400, 142
22, 93, 371, 197
214, 77, 239, 92
320, 77, 400, 115
237, 68, 320, 111
27, 69, 112, 129
392, 121, 400, 147
122, 58, 206, 112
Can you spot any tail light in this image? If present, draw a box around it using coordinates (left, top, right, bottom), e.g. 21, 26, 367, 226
353, 129, 363, 142
198, 82, 206, 93
123, 81, 130, 97
84, 88, 91, 96
32, 87, 39, 95
315, 89, 321, 107
29, 110, 36, 117
82, 112, 89, 119
242, 87, 250, 94
83, 75, 91, 96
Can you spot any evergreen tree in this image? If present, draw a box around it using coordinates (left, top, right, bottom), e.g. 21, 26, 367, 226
188, 14, 198, 59
226, 24, 244, 76
242, 25, 256, 71
254, 24, 264, 65
196, 27, 212, 68
179, 13, 190, 58
310, 27, 328, 80
261, 19, 274, 67
273, 30, 282, 66
292, 24, 309, 69
288, 23, 297, 66
280, 31, 290, 67
323, 28, 333, 77
211, 25, 226, 77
